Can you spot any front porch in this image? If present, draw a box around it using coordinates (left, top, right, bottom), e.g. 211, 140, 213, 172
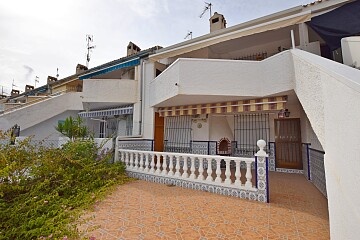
80, 172, 329, 239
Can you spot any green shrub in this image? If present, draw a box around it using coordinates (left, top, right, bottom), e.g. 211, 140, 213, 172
0, 132, 130, 240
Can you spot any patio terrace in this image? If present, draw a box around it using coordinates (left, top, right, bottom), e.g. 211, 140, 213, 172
80, 172, 329, 239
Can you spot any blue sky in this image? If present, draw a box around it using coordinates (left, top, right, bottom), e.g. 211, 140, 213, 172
0, 0, 309, 94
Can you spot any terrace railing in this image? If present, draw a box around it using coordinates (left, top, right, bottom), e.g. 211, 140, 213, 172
117, 140, 269, 203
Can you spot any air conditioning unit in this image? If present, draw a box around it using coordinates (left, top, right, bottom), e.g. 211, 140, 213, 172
341, 36, 360, 69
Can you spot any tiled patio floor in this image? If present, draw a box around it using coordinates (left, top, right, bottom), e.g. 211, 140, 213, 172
79, 172, 329, 240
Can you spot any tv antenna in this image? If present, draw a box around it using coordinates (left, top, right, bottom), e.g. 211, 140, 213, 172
12, 79, 18, 89
86, 34, 96, 68
56, 68, 59, 79
199, 2, 212, 18
35, 76, 39, 88
184, 31, 193, 40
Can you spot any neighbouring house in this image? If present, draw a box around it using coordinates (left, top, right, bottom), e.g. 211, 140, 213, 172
0, 44, 161, 141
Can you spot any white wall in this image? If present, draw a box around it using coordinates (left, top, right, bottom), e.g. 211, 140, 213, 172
0, 92, 83, 131
209, 115, 233, 141
150, 52, 294, 107
82, 78, 137, 104
191, 115, 210, 141
20, 110, 79, 140
292, 49, 360, 239
143, 61, 156, 139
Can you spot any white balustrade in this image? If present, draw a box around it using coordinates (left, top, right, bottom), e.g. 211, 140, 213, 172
206, 158, 213, 182
118, 149, 257, 191
198, 157, 204, 181
215, 158, 222, 183
189, 157, 196, 179
168, 155, 174, 176
224, 159, 231, 184
161, 153, 168, 176
155, 153, 161, 174
145, 153, 149, 172
183, 156, 189, 178
245, 160, 253, 188
175, 155, 181, 177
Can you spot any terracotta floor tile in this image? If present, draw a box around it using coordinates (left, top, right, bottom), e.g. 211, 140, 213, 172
80, 172, 330, 239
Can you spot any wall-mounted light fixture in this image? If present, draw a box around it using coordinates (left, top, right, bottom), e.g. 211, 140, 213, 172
278, 109, 290, 118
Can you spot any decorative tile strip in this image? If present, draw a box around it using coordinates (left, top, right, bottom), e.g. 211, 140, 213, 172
275, 168, 304, 174
268, 142, 276, 172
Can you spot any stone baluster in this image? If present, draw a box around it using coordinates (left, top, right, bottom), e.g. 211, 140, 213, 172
139, 153, 144, 171
168, 155, 174, 176
162, 153, 168, 175
215, 158, 222, 183
198, 157, 204, 181
129, 152, 134, 169
144, 153, 149, 172
189, 156, 196, 179
183, 156, 189, 178
135, 153, 139, 170
175, 155, 181, 177
245, 160, 253, 188
155, 153, 162, 174
235, 160, 242, 186
224, 159, 232, 184
150, 153, 156, 173
206, 158, 213, 182
125, 152, 130, 168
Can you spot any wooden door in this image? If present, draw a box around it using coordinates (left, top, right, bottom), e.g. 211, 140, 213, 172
154, 112, 164, 152
275, 118, 302, 169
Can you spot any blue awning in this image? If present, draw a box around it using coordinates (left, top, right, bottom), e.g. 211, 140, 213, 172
79, 58, 140, 80
78, 106, 133, 118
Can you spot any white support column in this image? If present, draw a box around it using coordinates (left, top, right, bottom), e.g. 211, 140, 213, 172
168, 155, 174, 176
129, 152, 134, 170
183, 156, 189, 178
155, 153, 161, 174
206, 158, 213, 182
150, 153, 156, 173
245, 160, 253, 188
198, 157, 204, 181
135, 153, 139, 170
215, 158, 222, 183
175, 155, 181, 177
189, 157, 196, 179
162, 153, 168, 176
145, 153, 149, 172
224, 159, 231, 184
299, 22, 309, 48
235, 160, 242, 186
139, 153, 144, 171
125, 152, 130, 168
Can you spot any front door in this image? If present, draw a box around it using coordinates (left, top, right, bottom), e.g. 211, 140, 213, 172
275, 118, 302, 169
154, 112, 164, 152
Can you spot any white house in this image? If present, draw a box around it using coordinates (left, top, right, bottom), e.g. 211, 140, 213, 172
1, 0, 360, 239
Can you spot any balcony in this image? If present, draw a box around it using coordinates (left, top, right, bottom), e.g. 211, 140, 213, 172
82, 78, 137, 108
149, 52, 294, 107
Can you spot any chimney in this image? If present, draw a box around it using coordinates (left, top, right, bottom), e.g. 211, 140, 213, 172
11, 89, 20, 97
47, 76, 57, 84
127, 42, 141, 56
25, 85, 34, 92
76, 64, 88, 74
210, 12, 226, 33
